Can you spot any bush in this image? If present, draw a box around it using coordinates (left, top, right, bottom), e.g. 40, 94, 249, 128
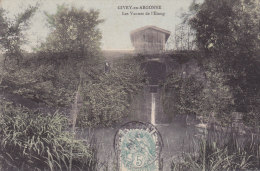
163, 72, 204, 118
0, 101, 97, 171
163, 60, 234, 125
1, 62, 75, 107
77, 57, 145, 127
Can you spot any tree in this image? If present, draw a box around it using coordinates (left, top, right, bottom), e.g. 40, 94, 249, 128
189, 0, 259, 54
188, 0, 260, 127
166, 0, 198, 51
0, 6, 37, 70
39, 5, 104, 129
42, 5, 103, 63
1, 5, 104, 109
168, 23, 196, 51
39, 5, 104, 101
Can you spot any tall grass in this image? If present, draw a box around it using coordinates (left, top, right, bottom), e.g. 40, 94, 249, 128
0, 101, 97, 171
171, 129, 260, 171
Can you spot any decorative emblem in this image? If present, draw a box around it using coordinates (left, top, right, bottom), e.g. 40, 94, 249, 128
114, 121, 163, 171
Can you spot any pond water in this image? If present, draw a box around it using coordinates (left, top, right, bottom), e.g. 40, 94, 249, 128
78, 121, 201, 171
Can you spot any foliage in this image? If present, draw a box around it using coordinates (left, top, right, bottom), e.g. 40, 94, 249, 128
171, 132, 260, 171
0, 101, 97, 171
77, 57, 145, 127
189, 0, 260, 54
37, 5, 104, 105
0, 54, 76, 107
0, 6, 37, 70
1, 5, 104, 108
163, 72, 204, 117
163, 62, 233, 125
0, 4, 145, 128
167, 23, 196, 50
0, 54, 145, 127
186, 0, 260, 127
41, 4, 103, 64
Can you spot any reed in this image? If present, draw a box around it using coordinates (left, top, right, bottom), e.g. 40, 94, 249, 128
171, 129, 260, 171
0, 101, 98, 171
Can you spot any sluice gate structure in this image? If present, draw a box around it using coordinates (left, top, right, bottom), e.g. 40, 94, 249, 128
130, 25, 171, 125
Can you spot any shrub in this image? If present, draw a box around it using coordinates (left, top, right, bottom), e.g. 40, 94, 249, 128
77, 57, 145, 127
0, 101, 97, 171
1, 63, 75, 107
163, 60, 234, 125
163, 72, 204, 118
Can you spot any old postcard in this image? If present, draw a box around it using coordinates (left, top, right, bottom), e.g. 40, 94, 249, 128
0, 0, 259, 170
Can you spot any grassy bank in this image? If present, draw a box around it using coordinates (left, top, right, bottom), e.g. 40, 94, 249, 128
171, 129, 260, 171
0, 101, 98, 171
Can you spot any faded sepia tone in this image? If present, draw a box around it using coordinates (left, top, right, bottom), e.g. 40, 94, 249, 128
1, 0, 199, 51
0, 0, 259, 171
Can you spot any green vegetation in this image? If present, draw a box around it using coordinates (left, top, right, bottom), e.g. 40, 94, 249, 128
188, 0, 260, 127
0, 101, 97, 171
0, 0, 259, 170
171, 131, 260, 171
42, 5, 103, 56
163, 63, 233, 125
0, 6, 37, 71
163, 0, 260, 127
167, 0, 260, 170
0, 4, 145, 170
78, 58, 145, 127
0, 4, 144, 126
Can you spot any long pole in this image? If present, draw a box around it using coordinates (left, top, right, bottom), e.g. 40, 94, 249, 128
151, 93, 156, 125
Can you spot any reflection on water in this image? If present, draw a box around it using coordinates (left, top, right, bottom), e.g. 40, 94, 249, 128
78, 121, 201, 170
77, 119, 260, 171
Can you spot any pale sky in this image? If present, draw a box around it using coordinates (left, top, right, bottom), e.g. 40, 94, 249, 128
1, 0, 201, 51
